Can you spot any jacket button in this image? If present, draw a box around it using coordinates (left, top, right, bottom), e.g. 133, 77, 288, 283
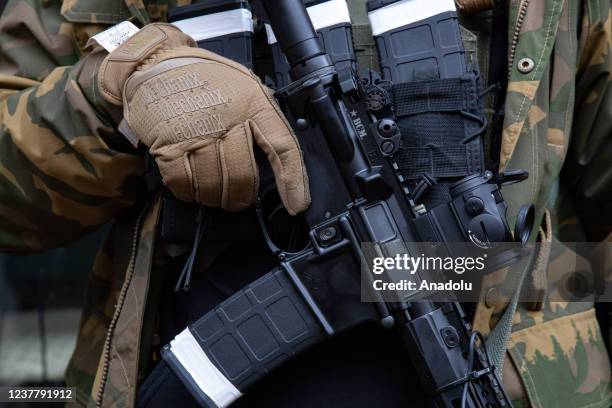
517, 57, 535, 73
485, 287, 499, 308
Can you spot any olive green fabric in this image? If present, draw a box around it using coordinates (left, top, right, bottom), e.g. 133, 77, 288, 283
482, 0, 612, 405
0, 1, 610, 407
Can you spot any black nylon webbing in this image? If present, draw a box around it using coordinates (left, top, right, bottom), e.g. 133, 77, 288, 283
392, 78, 468, 117
396, 145, 472, 179
391, 73, 485, 208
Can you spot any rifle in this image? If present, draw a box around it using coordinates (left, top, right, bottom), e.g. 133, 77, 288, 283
163, 1, 533, 406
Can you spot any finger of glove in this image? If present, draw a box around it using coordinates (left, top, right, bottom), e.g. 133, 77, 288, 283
216, 124, 259, 211
187, 141, 223, 208
155, 152, 196, 202
249, 106, 310, 215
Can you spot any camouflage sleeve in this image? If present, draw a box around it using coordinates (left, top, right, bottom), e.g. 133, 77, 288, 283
564, 0, 612, 241
0, 58, 146, 254
0, 1, 145, 254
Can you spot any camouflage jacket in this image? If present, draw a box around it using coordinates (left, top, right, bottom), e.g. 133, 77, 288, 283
0, 0, 610, 407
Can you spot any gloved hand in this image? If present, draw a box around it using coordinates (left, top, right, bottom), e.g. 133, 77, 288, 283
97, 23, 310, 215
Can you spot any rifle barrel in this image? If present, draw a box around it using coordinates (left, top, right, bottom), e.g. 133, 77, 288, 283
259, 0, 332, 78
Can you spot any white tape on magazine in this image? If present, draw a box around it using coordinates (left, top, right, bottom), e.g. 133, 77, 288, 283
173, 8, 253, 42
266, 0, 351, 44
168, 328, 242, 408
368, 0, 456, 36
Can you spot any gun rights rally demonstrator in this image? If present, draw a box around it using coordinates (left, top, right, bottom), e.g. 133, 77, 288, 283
0, 0, 610, 407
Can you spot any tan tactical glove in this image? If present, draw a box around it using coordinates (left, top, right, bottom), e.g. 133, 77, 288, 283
97, 23, 310, 214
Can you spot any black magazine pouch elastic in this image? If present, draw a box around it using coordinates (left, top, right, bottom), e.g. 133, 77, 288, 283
367, 0, 486, 209
158, 0, 255, 244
